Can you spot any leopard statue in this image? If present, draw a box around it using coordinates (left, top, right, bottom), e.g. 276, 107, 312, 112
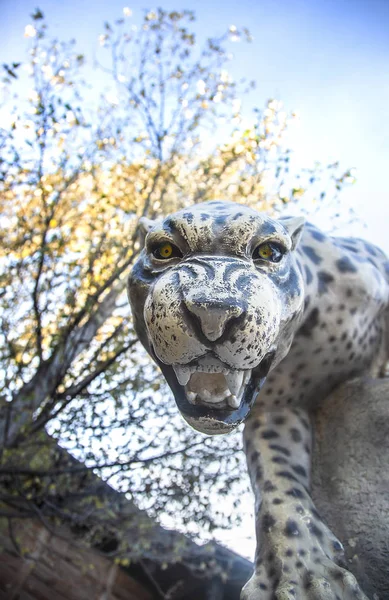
127, 200, 389, 600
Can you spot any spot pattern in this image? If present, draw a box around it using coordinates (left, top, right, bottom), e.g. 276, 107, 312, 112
129, 202, 388, 600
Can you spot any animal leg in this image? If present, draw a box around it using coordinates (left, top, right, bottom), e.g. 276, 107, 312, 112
241, 407, 369, 600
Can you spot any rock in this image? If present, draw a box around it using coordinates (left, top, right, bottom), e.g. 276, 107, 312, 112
312, 377, 389, 599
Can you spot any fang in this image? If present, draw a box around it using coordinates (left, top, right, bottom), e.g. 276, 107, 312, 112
173, 365, 191, 386
225, 370, 244, 396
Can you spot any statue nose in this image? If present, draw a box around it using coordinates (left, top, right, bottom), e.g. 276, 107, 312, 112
183, 298, 244, 342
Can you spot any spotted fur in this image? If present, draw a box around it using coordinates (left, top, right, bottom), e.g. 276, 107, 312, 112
128, 201, 389, 599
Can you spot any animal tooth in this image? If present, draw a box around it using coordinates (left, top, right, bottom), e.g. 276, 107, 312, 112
173, 365, 191, 386
244, 370, 252, 385
225, 370, 244, 397
186, 391, 196, 404
227, 394, 240, 408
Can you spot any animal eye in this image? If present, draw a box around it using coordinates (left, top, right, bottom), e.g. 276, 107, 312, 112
153, 242, 182, 260
253, 242, 284, 263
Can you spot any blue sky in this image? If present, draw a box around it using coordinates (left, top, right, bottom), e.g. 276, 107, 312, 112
2, 0, 389, 252
2, 0, 389, 557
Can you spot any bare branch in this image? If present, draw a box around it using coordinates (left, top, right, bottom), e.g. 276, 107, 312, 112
0, 439, 207, 477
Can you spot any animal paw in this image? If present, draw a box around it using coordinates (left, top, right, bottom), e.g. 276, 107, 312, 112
241, 559, 369, 600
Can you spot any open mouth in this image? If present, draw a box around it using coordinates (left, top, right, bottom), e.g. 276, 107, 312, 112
173, 356, 251, 410
156, 352, 274, 435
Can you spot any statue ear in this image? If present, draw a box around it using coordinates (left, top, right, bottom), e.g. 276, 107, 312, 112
137, 217, 155, 247
280, 216, 305, 250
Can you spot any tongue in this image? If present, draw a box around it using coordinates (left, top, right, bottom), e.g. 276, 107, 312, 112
187, 372, 230, 403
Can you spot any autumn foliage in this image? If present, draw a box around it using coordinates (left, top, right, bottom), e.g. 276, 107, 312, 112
0, 8, 353, 563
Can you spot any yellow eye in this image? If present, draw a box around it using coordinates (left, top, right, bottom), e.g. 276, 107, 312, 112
258, 244, 272, 259
159, 243, 173, 258
153, 242, 182, 260
253, 242, 284, 262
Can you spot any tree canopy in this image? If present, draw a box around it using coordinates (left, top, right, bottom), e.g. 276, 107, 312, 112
0, 7, 354, 566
